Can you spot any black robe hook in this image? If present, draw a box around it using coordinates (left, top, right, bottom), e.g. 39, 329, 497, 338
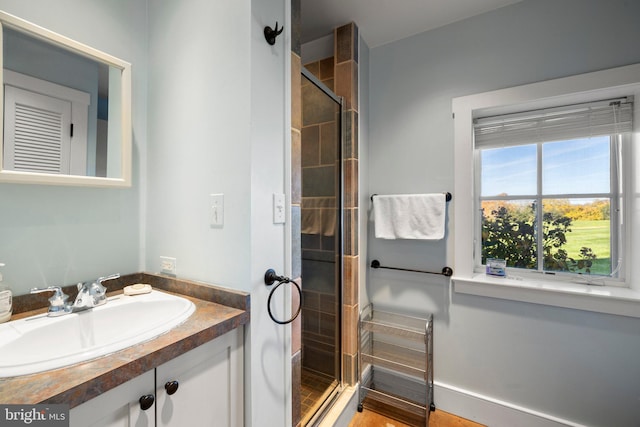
264, 22, 284, 45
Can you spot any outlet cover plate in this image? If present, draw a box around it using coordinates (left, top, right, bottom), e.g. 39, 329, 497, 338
160, 256, 176, 275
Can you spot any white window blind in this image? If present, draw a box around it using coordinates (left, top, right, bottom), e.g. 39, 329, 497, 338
474, 97, 633, 148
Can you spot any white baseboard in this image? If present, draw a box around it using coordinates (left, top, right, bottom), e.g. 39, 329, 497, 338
433, 382, 588, 427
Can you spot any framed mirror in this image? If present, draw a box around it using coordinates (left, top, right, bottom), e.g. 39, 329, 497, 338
0, 11, 131, 187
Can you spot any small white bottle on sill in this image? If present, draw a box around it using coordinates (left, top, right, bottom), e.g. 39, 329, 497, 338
0, 263, 13, 323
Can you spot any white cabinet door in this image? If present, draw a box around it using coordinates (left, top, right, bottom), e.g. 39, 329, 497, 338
69, 329, 243, 427
156, 329, 243, 427
70, 370, 155, 427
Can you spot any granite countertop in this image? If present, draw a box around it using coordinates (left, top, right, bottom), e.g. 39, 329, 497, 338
0, 273, 250, 408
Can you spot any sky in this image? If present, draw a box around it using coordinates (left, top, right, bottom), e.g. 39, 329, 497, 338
481, 136, 611, 198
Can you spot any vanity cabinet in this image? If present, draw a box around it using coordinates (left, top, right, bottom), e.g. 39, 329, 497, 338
70, 370, 156, 427
155, 327, 243, 426
70, 329, 243, 427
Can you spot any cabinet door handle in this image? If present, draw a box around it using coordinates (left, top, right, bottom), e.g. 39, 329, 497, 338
139, 394, 155, 411
165, 380, 179, 395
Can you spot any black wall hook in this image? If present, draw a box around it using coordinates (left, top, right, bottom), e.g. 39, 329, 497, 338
264, 22, 284, 45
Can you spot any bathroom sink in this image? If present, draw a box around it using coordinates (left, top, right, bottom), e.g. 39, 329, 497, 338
0, 290, 195, 377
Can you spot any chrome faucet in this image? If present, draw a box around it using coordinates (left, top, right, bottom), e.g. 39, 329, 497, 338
73, 274, 119, 311
30, 274, 120, 316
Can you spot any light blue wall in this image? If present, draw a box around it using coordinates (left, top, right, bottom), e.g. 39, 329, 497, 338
368, 1, 640, 425
146, 0, 290, 425
0, 1, 290, 425
0, 0, 147, 294
145, 0, 253, 289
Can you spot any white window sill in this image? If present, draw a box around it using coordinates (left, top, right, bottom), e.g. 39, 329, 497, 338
452, 274, 640, 318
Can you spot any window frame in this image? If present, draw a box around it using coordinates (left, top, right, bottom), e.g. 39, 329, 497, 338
452, 63, 640, 318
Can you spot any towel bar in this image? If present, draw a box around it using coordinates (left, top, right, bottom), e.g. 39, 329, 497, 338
370, 259, 453, 277
370, 192, 452, 203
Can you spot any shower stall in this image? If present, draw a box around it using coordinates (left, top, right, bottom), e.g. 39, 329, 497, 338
299, 66, 343, 425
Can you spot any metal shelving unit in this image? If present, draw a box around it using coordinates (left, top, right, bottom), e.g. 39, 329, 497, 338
357, 304, 434, 426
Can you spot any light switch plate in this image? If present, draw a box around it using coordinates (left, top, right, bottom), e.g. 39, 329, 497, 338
273, 193, 285, 224
210, 193, 224, 227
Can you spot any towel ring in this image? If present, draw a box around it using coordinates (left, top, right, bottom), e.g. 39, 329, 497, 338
264, 269, 302, 325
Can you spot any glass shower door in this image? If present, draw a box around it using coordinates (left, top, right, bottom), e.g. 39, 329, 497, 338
300, 69, 342, 425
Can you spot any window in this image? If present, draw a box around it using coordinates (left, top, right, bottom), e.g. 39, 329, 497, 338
452, 63, 640, 318
474, 99, 633, 282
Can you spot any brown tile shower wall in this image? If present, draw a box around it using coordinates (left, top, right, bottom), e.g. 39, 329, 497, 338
299, 22, 360, 387
335, 22, 359, 386
290, 12, 361, 426
301, 57, 340, 379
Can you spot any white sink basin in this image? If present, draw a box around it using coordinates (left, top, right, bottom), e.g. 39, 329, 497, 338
0, 290, 195, 377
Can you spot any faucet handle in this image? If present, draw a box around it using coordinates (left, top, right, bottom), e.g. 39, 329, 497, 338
30, 285, 68, 302
97, 274, 120, 285
30, 286, 71, 316
94, 274, 119, 297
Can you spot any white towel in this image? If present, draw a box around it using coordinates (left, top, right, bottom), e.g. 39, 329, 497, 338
373, 193, 446, 240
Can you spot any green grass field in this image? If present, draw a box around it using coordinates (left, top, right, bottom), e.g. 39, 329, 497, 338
562, 219, 610, 274
483, 217, 613, 275
565, 220, 610, 256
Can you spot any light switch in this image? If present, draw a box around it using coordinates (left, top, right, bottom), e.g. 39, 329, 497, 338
273, 193, 285, 224
210, 194, 224, 227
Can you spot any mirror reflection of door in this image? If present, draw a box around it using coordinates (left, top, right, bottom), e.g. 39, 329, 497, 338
2, 25, 107, 178
3, 72, 90, 175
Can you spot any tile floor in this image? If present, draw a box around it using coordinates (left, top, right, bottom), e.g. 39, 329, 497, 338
300, 368, 338, 425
